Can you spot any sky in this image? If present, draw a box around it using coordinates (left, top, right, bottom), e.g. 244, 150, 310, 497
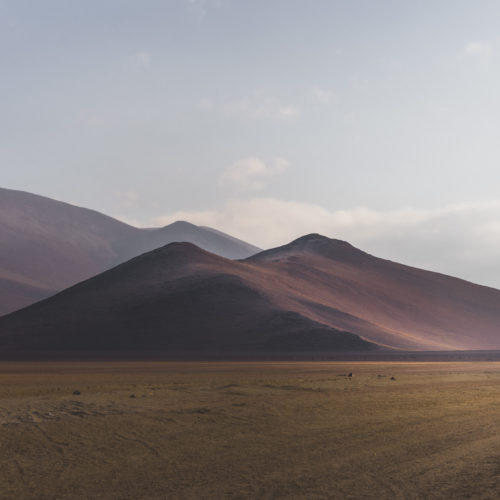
2, 0, 500, 286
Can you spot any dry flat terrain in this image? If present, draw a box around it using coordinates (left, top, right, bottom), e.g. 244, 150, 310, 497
2, 362, 500, 499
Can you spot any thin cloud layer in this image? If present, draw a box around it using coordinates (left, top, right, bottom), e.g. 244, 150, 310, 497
462, 41, 493, 65
218, 158, 289, 192
198, 94, 299, 120
152, 198, 500, 287
4, 2, 500, 289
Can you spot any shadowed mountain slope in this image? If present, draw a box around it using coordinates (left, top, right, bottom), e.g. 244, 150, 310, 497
1, 234, 500, 353
0, 187, 260, 315
0, 242, 375, 353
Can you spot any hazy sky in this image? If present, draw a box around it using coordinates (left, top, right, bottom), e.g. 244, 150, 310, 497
2, 0, 500, 286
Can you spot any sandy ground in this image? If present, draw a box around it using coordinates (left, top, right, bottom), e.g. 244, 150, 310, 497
2, 361, 500, 499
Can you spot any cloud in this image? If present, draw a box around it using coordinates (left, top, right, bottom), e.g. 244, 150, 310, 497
151, 198, 500, 288
462, 41, 493, 65
221, 96, 299, 120
218, 157, 289, 192
197, 92, 299, 120
312, 86, 335, 105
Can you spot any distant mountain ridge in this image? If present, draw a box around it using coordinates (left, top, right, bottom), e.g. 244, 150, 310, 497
2, 233, 500, 355
0, 187, 260, 315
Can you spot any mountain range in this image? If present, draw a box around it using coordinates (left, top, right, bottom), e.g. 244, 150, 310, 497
0, 187, 260, 316
2, 225, 500, 354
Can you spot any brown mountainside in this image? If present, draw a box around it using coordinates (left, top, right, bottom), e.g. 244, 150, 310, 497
0, 187, 260, 316
0, 241, 375, 353
1, 233, 500, 353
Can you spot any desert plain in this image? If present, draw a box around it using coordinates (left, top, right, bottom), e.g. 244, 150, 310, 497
1, 361, 500, 499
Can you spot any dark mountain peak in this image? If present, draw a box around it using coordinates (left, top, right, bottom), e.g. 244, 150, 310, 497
0, 187, 260, 315
139, 220, 261, 260
105, 241, 232, 281
159, 240, 215, 257
292, 233, 329, 243
160, 220, 198, 231
128, 241, 223, 268
291, 233, 352, 247
59, 241, 230, 297
248, 233, 368, 263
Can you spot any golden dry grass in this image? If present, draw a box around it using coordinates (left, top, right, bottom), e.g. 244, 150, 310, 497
2, 361, 500, 499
